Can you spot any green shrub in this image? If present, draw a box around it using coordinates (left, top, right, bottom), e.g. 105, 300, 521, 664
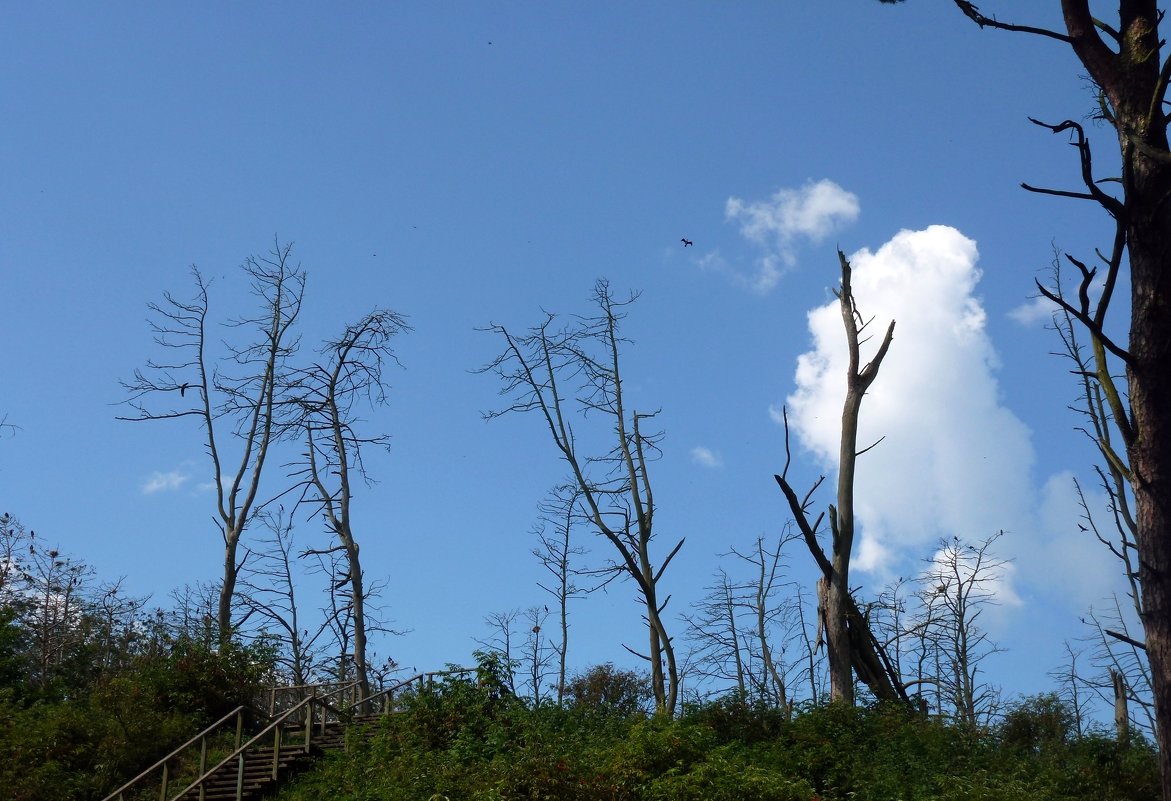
644, 745, 813, 801
564, 664, 653, 717
998, 693, 1074, 753
276, 688, 1160, 801
683, 691, 788, 745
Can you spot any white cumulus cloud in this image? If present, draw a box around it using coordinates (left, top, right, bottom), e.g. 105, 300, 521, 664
691, 446, 723, 469
782, 225, 1035, 576
142, 470, 189, 494
720, 179, 860, 294
1008, 294, 1054, 326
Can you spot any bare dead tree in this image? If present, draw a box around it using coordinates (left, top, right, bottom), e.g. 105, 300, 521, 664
686, 531, 802, 712
477, 609, 521, 695
366, 653, 403, 694
0, 515, 145, 688
480, 280, 684, 714
1049, 641, 1088, 739
1084, 596, 1156, 739
1050, 250, 1141, 614
27, 544, 90, 689
91, 578, 149, 673
0, 512, 33, 602
1044, 257, 1157, 737
730, 532, 801, 714
165, 581, 221, 648
684, 569, 750, 699
519, 606, 556, 704
774, 251, 905, 705
290, 308, 409, 703
531, 482, 605, 704
869, 566, 963, 718
236, 508, 331, 686
915, 533, 1007, 726
119, 241, 306, 641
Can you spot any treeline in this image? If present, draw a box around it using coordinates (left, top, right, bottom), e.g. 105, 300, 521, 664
275, 653, 1158, 801
472, 268, 1146, 737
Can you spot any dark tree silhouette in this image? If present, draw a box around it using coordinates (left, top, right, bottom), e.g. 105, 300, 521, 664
895, 3, 1171, 795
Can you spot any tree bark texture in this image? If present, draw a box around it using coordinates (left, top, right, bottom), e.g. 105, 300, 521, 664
1063, 1, 1171, 788
952, 2, 1171, 792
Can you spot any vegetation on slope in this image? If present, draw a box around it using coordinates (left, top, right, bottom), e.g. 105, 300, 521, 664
277, 656, 1158, 801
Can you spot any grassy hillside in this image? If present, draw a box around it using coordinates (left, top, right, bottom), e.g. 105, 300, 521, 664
277, 660, 1158, 801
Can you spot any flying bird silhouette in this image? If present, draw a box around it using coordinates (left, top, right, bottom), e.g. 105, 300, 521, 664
681, 238, 693, 247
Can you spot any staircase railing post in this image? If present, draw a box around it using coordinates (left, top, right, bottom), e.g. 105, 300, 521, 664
235, 708, 244, 750
304, 690, 313, 754
158, 761, 168, 801
198, 735, 208, 801
272, 723, 282, 780
235, 752, 245, 801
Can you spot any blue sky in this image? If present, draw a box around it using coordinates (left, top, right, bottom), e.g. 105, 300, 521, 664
0, 3, 1131, 712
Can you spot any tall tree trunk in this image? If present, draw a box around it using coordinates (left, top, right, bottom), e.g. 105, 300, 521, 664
946, 7, 1171, 785
774, 252, 901, 706
218, 531, 242, 643
344, 535, 370, 705
1113, 668, 1131, 745
1083, 1, 1171, 780
828, 252, 896, 703
825, 542, 854, 703
1127, 191, 1171, 784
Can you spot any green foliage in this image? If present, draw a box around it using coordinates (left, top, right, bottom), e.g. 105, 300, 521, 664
0, 606, 29, 691
0, 634, 276, 801
998, 693, 1074, 752
682, 691, 788, 745
0, 692, 108, 801
642, 745, 812, 801
563, 663, 653, 717
995, 694, 1158, 800
0, 514, 1157, 801
277, 690, 1158, 801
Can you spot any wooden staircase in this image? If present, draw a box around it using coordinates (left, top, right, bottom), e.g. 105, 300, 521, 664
169, 714, 381, 801
99, 671, 469, 801
172, 742, 312, 801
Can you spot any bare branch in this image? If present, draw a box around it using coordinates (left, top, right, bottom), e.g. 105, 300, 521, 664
952, 1, 1072, 43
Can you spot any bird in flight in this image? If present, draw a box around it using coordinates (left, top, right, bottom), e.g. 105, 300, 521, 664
681, 238, 693, 247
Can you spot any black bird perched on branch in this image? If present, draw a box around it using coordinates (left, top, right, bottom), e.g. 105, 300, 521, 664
681, 238, 693, 247
179, 383, 189, 397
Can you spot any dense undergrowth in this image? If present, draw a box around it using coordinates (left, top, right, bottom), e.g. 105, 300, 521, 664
276, 662, 1158, 801
0, 630, 273, 801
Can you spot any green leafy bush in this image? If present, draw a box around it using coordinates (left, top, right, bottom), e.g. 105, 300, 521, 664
564, 663, 653, 717
276, 685, 1159, 801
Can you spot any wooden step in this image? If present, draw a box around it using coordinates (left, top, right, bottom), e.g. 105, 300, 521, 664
171, 719, 379, 800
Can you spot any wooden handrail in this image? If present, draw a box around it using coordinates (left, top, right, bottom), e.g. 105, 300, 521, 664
352, 667, 473, 715
265, 679, 362, 715
99, 706, 247, 801
99, 673, 449, 801
170, 690, 349, 801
